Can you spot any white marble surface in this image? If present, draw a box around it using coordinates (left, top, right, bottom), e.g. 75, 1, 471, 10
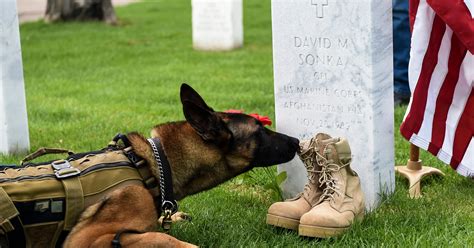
272, 0, 395, 210
0, 0, 30, 154
192, 0, 243, 51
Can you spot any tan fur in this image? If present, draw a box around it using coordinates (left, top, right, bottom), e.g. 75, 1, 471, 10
61, 84, 298, 247
64, 122, 266, 247
64, 122, 262, 247
152, 123, 229, 199
63, 123, 257, 248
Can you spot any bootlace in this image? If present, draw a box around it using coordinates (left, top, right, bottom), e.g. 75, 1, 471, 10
314, 143, 350, 202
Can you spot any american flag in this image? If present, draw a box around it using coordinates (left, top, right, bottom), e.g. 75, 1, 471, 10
400, 0, 474, 177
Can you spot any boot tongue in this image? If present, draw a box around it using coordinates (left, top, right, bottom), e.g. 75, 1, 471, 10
298, 139, 312, 154
298, 133, 333, 166
334, 138, 351, 164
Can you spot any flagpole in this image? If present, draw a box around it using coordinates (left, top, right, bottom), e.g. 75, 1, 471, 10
395, 144, 445, 198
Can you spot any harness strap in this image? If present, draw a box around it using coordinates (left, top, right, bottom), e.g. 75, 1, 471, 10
61, 176, 84, 230
0, 187, 19, 232
123, 147, 158, 191
5, 217, 26, 248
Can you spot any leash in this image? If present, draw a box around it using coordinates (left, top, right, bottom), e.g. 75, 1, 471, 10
147, 138, 178, 232
110, 136, 179, 248
111, 134, 179, 225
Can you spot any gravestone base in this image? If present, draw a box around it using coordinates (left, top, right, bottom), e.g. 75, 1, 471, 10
1, 0, 30, 154
192, 0, 243, 51
272, 0, 395, 210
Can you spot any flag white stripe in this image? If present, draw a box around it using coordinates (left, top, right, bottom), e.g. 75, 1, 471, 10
404, 0, 436, 121
465, 55, 474, 87
440, 54, 473, 159
417, 26, 452, 140
408, 0, 436, 93
459, 139, 474, 177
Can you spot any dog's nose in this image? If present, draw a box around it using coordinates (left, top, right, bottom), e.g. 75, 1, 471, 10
289, 137, 300, 152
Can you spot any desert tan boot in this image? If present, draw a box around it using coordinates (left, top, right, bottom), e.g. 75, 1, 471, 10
266, 133, 330, 230
298, 137, 365, 238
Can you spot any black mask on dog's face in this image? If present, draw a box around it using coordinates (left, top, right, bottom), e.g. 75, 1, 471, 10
251, 126, 300, 167
180, 83, 299, 170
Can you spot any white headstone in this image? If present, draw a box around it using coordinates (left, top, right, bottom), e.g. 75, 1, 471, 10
272, 0, 395, 209
0, 0, 30, 154
192, 0, 243, 51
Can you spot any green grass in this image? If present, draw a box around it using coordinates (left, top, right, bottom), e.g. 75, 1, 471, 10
2, 0, 473, 246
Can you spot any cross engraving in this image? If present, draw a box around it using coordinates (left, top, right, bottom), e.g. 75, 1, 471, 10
311, 0, 329, 18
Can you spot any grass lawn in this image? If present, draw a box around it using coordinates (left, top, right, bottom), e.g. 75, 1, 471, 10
2, 0, 473, 246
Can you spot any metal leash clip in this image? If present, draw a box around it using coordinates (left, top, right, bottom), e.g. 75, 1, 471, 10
161, 209, 173, 232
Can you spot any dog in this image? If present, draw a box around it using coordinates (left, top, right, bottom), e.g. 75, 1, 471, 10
62, 84, 299, 247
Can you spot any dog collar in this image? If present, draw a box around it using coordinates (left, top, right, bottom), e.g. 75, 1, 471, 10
146, 138, 179, 217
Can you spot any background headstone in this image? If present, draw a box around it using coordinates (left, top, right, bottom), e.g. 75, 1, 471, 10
272, 0, 395, 209
192, 0, 243, 51
0, 0, 30, 154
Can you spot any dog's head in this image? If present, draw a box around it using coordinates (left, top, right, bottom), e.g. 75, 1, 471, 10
180, 83, 299, 172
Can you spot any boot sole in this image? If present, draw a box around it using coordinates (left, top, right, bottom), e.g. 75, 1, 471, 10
298, 211, 365, 238
298, 224, 348, 238
266, 214, 299, 230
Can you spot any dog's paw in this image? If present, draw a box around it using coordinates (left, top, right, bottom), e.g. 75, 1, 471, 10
158, 211, 192, 225
173, 211, 192, 222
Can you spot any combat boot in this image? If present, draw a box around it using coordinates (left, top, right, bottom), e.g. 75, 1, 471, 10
266, 133, 331, 230
298, 137, 365, 238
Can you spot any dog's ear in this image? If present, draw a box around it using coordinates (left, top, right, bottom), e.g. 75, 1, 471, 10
181, 84, 231, 144
180, 83, 214, 112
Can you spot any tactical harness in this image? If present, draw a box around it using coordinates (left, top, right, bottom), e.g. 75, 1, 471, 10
0, 134, 178, 248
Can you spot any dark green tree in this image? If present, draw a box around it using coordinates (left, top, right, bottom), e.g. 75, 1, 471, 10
45, 0, 117, 24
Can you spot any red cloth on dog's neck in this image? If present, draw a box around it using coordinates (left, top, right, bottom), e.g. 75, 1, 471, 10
225, 109, 272, 126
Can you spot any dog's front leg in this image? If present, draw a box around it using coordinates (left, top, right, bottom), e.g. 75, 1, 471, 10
64, 185, 197, 248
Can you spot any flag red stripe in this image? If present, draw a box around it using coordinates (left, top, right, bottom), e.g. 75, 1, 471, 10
428, 35, 468, 155
409, 0, 421, 32
427, 0, 474, 54
400, 15, 446, 137
450, 91, 474, 169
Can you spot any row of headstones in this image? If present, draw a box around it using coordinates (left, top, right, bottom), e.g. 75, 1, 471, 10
0, 0, 240, 152
3, 0, 395, 209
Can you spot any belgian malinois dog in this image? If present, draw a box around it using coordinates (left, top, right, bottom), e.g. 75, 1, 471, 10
62, 84, 299, 247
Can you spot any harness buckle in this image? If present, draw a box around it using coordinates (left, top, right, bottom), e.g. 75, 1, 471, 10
52, 160, 80, 179
123, 148, 143, 167
51, 160, 70, 170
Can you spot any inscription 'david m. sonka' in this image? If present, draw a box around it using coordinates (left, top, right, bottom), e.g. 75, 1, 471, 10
293, 36, 350, 67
